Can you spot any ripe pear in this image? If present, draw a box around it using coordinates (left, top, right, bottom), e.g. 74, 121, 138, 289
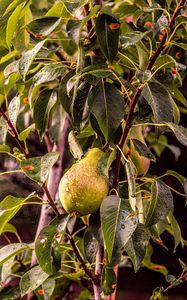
59, 148, 109, 216
124, 126, 150, 176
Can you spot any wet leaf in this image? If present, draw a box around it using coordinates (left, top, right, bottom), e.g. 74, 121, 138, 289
19, 40, 45, 81
124, 223, 150, 272
166, 122, 187, 146
21, 152, 59, 184
20, 265, 49, 296
6, 3, 22, 48
0, 243, 32, 266
100, 195, 138, 262
35, 225, 62, 275
84, 229, 98, 264
145, 180, 173, 227
142, 80, 173, 125
8, 94, 20, 126
121, 31, 147, 48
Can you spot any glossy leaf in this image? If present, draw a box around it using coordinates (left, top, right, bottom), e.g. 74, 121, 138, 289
142, 80, 173, 125
0, 243, 32, 266
19, 40, 45, 81
167, 212, 183, 252
35, 225, 61, 275
132, 139, 156, 162
154, 54, 176, 71
2, 223, 17, 234
26, 17, 62, 37
88, 82, 124, 141
21, 152, 59, 184
95, 13, 120, 63
58, 70, 75, 112
8, 94, 20, 126
42, 278, 55, 299
84, 229, 98, 264
20, 265, 49, 296
0, 286, 21, 300
166, 122, 187, 146
121, 31, 147, 48
0, 195, 32, 235
68, 130, 83, 160
6, 3, 22, 48
100, 195, 138, 262
33, 90, 57, 138
145, 180, 173, 227
33, 64, 65, 86
124, 223, 150, 272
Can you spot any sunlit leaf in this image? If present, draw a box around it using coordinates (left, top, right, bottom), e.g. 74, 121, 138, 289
0, 243, 32, 266
26, 17, 62, 37
21, 152, 59, 184
19, 40, 45, 81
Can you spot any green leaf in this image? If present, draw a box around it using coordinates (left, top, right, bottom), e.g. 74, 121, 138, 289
19, 40, 45, 81
95, 13, 120, 63
121, 31, 148, 48
0, 195, 33, 235
0, 243, 32, 266
20, 265, 49, 297
58, 70, 75, 112
166, 122, 187, 146
88, 82, 124, 141
145, 180, 173, 227
167, 212, 183, 251
6, 3, 22, 49
18, 125, 33, 142
154, 54, 176, 72
45, 2, 71, 18
33, 64, 65, 86
68, 131, 83, 160
8, 94, 20, 126
142, 81, 173, 125
102, 267, 116, 296
35, 224, 62, 275
2, 223, 17, 234
100, 195, 138, 262
83, 229, 98, 264
33, 90, 57, 139
132, 139, 156, 162
0, 286, 21, 300
124, 223, 150, 272
171, 41, 187, 51
1, 256, 15, 282
42, 278, 55, 299
0, 144, 10, 154
26, 17, 62, 37
21, 152, 59, 184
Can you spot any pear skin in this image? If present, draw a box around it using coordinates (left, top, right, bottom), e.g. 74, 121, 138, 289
59, 148, 109, 216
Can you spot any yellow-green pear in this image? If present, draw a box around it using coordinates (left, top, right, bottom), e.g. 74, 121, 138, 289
59, 148, 109, 216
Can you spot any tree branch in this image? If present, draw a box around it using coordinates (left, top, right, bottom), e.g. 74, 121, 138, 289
93, 246, 103, 300
113, 0, 186, 190
66, 228, 100, 286
0, 107, 28, 158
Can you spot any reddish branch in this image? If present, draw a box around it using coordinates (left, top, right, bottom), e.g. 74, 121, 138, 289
110, 1, 186, 299
113, 0, 187, 190
0, 107, 28, 158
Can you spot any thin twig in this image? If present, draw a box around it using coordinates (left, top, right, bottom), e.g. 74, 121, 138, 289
93, 246, 103, 300
66, 227, 100, 286
42, 185, 60, 216
163, 272, 187, 294
0, 107, 28, 158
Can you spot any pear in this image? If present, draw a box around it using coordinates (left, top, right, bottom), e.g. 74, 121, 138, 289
59, 148, 109, 216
